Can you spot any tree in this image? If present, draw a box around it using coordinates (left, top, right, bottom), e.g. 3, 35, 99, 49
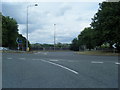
78, 27, 95, 50
17, 34, 30, 50
70, 38, 79, 51
71, 2, 120, 52
91, 2, 120, 50
2, 13, 30, 50
2, 15, 18, 48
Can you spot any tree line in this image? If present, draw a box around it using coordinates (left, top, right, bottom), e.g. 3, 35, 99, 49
70, 2, 120, 52
31, 43, 70, 51
1, 12, 30, 50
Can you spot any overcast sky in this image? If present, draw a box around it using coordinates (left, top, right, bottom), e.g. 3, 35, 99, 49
2, 1, 104, 44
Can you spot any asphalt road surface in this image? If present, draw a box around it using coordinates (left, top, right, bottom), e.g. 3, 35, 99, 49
2, 51, 119, 88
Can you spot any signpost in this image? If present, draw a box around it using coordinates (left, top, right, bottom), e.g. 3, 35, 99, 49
16, 38, 22, 51
112, 43, 116, 53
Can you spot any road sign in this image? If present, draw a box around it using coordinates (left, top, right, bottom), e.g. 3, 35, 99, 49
112, 43, 116, 48
16, 38, 22, 44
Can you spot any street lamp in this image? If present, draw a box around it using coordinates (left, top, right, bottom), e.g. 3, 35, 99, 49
26, 4, 38, 51
54, 24, 56, 51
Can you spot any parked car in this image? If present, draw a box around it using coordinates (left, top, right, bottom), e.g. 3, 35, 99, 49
0, 47, 9, 51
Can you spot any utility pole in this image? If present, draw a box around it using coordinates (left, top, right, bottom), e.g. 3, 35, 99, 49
26, 4, 38, 51
54, 24, 56, 51
26, 6, 28, 51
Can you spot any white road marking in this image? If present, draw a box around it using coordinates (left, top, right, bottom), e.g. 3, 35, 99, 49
66, 60, 73, 62
115, 62, 120, 65
43, 53, 47, 55
32, 59, 40, 60
7, 58, 12, 59
67, 60, 79, 62
19, 58, 25, 60
91, 61, 104, 64
40, 59, 79, 75
49, 59, 59, 61
34, 52, 48, 55
49, 59, 78, 62
34, 52, 41, 54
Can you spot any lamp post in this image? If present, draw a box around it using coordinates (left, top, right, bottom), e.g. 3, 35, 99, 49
26, 4, 38, 51
54, 24, 56, 51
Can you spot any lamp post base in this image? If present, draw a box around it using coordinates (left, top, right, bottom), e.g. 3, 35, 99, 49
26, 47, 29, 51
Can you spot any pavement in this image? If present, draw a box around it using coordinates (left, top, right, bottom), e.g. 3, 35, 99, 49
2, 51, 119, 88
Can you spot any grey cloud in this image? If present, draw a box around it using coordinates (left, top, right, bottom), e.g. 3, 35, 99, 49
76, 17, 88, 21
19, 24, 45, 34
0, 3, 2, 12
19, 26, 26, 34
57, 37, 73, 43
2, 2, 27, 24
56, 6, 71, 16
2, 2, 99, 44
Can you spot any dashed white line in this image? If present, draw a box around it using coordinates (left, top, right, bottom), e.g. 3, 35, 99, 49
40, 59, 79, 75
91, 61, 104, 64
67, 60, 78, 62
115, 62, 120, 65
34, 52, 42, 54
32, 59, 40, 60
34, 52, 48, 55
19, 58, 25, 60
43, 53, 47, 55
7, 58, 12, 59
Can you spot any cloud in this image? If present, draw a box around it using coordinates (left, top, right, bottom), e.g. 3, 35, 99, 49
28, 29, 54, 44
2, 2, 100, 44
2, 0, 106, 2
18, 24, 26, 34
56, 5, 72, 16
2, 2, 27, 24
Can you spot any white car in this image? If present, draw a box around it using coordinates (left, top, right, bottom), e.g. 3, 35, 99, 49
0, 47, 9, 50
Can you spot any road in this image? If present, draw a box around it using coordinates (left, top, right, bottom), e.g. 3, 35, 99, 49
2, 51, 119, 88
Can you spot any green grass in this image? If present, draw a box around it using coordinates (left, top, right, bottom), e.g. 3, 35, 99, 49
1, 50, 71, 53
1, 50, 31, 54
1, 50, 119, 56
76, 50, 119, 56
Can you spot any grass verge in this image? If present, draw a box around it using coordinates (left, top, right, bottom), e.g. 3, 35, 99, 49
76, 50, 119, 56
1, 50, 71, 53
2, 50, 32, 53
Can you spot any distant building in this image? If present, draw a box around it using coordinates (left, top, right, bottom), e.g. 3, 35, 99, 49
106, 0, 120, 2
